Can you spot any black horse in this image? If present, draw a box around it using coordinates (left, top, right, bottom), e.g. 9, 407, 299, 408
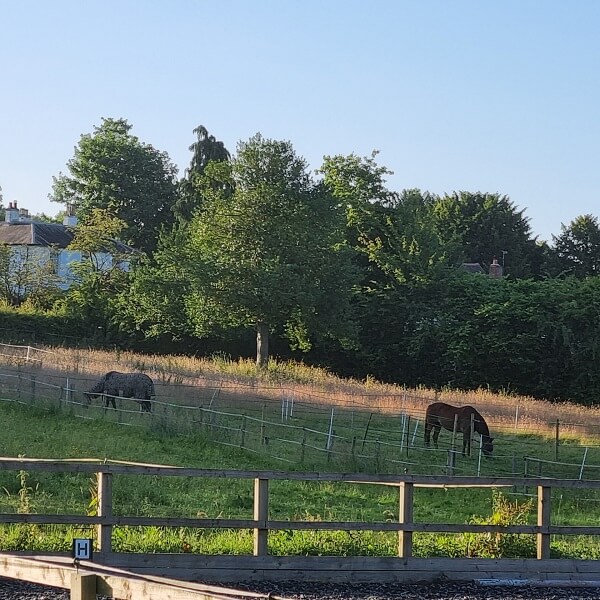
84, 371, 155, 413
424, 402, 494, 456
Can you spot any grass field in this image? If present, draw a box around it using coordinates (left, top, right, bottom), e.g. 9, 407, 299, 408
0, 344, 599, 559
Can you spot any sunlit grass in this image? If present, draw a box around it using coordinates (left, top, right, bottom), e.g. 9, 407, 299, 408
1, 346, 600, 558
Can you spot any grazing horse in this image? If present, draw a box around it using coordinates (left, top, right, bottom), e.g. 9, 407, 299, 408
424, 402, 493, 457
84, 371, 155, 413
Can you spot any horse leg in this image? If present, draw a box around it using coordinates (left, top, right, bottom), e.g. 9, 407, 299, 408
432, 425, 441, 449
424, 421, 431, 447
463, 423, 473, 457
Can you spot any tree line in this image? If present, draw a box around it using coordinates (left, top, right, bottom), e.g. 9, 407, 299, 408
2, 117, 600, 404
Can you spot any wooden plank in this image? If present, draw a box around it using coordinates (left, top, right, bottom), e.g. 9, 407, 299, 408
71, 573, 96, 600
0, 554, 72, 589
0, 513, 593, 537
2, 553, 600, 586
0, 457, 600, 490
0, 555, 278, 599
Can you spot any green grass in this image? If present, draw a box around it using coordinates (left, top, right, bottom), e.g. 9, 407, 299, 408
0, 400, 598, 559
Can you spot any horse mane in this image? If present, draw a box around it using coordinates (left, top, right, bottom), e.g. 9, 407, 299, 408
470, 407, 490, 437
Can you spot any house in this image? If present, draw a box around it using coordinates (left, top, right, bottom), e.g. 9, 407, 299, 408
0, 201, 133, 291
460, 258, 504, 278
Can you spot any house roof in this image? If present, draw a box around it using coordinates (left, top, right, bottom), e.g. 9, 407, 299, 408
0, 222, 135, 253
0, 223, 74, 247
460, 262, 486, 274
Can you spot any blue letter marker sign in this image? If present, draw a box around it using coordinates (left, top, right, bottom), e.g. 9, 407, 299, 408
72, 538, 93, 561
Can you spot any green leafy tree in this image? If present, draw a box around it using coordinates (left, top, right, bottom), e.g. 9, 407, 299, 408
432, 192, 542, 278
318, 154, 451, 380
120, 225, 193, 340
56, 208, 132, 337
154, 134, 357, 367
174, 125, 231, 222
320, 153, 450, 285
0, 243, 61, 307
50, 118, 178, 254
552, 214, 600, 277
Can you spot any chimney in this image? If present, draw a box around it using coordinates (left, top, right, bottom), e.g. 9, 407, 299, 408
489, 257, 503, 278
63, 203, 78, 227
5, 201, 19, 223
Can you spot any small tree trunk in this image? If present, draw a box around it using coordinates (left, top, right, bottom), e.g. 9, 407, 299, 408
256, 321, 269, 369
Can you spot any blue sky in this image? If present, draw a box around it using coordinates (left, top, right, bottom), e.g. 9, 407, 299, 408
1, 0, 599, 243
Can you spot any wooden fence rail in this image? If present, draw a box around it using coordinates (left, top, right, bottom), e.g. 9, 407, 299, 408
2, 457, 600, 591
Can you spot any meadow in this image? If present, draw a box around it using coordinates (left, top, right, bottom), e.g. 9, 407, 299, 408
0, 343, 599, 559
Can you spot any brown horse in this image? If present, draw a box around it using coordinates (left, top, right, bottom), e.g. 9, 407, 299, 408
424, 402, 494, 457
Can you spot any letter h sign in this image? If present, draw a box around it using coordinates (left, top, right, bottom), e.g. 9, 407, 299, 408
72, 538, 93, 561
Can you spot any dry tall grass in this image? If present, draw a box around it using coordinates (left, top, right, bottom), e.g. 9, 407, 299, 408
2, 342, 600, 439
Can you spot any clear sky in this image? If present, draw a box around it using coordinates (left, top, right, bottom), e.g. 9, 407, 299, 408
1, 0, 599, 243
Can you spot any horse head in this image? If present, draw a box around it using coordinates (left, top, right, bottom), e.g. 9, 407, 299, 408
482, 436, 494, 457
84, 380, 105, 405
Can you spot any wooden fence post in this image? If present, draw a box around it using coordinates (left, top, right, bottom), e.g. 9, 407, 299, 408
537, 484, 551, 559
555, 420, 560, 460
97, 471, 113, 555
253, 477, 269, 556
398, 482, 414, 558
70, 573, 96, 600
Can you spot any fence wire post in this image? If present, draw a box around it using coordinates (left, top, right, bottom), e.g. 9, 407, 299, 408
555, 419, 560, 460
410, 419, 419, 447
326, 408, 335, 452
400, 413, 406, 453
579, 447, 589, 480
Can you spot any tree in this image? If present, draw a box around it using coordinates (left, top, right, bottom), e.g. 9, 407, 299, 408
55, 208, 133, 337
0, 243, 62, 307
168, 134, 358, 367
552, 214, 600, 277
50, 118, 178, 254
174, 125, 231, 222
320, 153, 451, 285
432, 192, 543, 278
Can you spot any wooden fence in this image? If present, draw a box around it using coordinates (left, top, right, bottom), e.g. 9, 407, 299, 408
1, 457, 600, 592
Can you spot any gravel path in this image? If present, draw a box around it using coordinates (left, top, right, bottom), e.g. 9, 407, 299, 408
3, 577, 600, 600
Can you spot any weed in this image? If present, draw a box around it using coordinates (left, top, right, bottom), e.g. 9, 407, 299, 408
460, 490, 536, 558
